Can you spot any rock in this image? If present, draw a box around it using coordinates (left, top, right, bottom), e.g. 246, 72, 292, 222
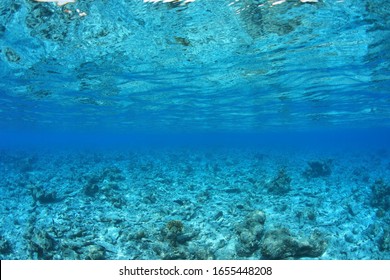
379, 229, 390, 252
261, 228, 327, 259
4, 47, 21, 63
29, 230, 56, 259
303, 160, 332, 179
32, 186, 57, 203
85, 245, 106, 260
84, 183, 99, 197
371, 179, 390, 210
0, 236, 12, 254
161, 220, 193, 247
236, 210, 266, 257
267, 169, 291, 194
344, 233, 356, 244
62, 248, 78, 259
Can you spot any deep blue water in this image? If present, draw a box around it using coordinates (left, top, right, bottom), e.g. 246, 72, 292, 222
0, 0, 390, 260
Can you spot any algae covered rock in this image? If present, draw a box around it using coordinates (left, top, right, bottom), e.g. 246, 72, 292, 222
61, 248, 78, 259
161, 220, 194, 247
29, 229, 56, 259
266, 168, 291, 194
160, 247, 187, 260
261, 228, 327, 259
379, 229, 390, 252
84, 176, 100, 196
0, 235, 12, 255
245, 210, 266, 227
303, 160, 332, 179
31, 186, 57, 203
164, 220, 184, 244
158, 220, 199, 259
371, 179, 390, 211
85, 244, 106, 260
236, 210, 266, 257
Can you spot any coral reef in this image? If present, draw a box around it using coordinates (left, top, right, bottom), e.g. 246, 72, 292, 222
0, 148, 389, 259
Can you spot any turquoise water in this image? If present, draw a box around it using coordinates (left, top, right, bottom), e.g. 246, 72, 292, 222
0, 0, 389, 259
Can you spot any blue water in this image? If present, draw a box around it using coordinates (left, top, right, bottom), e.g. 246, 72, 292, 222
0, 0, 389, 260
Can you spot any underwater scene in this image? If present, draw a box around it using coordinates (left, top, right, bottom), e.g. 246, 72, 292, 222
0, 0, 389, 260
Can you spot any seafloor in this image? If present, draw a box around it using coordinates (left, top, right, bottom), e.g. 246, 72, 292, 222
0, 146, 389, 260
